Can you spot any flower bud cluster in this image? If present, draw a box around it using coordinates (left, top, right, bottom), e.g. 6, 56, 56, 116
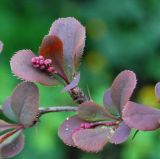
31, 56, 56, 73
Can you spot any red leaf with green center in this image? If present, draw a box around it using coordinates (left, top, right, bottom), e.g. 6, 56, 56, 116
0, 41, 3, 53
72, 127, 113, 152
58, 115, 84, 146
111, 70, 137, 114
0, 131, 24, 158
123, 101, 160, 131
39, 35, 66, 77
10, 50, 58, 86
110, 122, 131, 144
2, 97, 17, 122
155, 82, 160, 102
49, 17, 85, 80
11, 82, 39, 127
78, 101, 114, 122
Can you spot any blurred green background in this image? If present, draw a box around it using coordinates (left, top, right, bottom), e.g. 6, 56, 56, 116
0, 0, 160, 159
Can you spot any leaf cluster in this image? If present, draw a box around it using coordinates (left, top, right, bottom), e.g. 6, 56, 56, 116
0, 17, 160, 158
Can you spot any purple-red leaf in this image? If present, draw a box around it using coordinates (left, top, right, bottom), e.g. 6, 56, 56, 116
123, 101, 160, 131
110, 122, 131, 144
0, 132, 24, 158
39, 35, 65, 76
111, 70, 137, 114
10, 50, 58, 86
103, 88, 119, 114
2, 97, 17, 122
49, 17, 86, 80
0, 41, 3, 53
72, 127, 112, 152
11, 82, 39, 127
63, 73, 80, 92
0, 120, 17, 132
58, 115, 84, 146
78, 101, 112, 122
155, 82, 160, 101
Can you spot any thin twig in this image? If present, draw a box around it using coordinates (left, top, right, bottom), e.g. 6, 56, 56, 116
0, 105, 78, 116
39, 106, 78, 115
69, 87, 89, 104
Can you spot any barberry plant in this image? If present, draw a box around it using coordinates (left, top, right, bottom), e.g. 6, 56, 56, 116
0, 17, 160, 158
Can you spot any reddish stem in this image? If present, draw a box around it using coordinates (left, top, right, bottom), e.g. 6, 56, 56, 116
54, 71, 70, 84
80, 121, 119, 129
72, 121, 119, 136
0, 125, 24, 144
